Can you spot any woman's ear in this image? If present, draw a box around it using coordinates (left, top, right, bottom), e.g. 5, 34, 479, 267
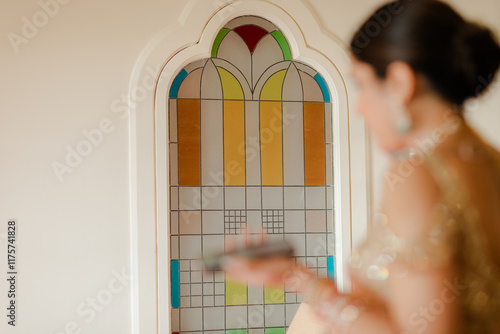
385, 61, 417, 105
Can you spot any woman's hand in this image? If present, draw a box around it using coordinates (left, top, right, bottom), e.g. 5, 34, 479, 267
221, 254, 304, 286
221, 254, 339, 300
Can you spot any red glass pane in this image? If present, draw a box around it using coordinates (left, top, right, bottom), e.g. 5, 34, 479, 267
234, 25, 268, 53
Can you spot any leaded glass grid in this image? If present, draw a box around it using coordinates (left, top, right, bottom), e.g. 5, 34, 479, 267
168, 16, 335, 334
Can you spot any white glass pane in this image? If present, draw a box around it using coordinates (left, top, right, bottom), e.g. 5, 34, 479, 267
299, 71, 323, 102
170, 143, 178, 186
283, 63, 303, 102
326, 143, 333, 186
284, 186, 305, 209
325, 102, 333, 143
201, 100, 223, 185
169, 99, 177, 142
201, 59, 223, 99
245, 101, 261, 185
283, 102, 304, 185
178, 68, 202, 98
305, 186, 326, 209
217, 31, 252, 88
252, 34, 285, 89
262, 187, 283, 209
179, 186, 201, 210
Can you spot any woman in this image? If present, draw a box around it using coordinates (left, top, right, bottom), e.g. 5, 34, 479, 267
222, 0, 500, 333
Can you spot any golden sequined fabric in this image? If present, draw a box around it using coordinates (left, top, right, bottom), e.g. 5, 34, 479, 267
350, 129, 500, 333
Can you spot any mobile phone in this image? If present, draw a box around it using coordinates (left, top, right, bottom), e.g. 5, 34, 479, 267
203, 241, 295, 271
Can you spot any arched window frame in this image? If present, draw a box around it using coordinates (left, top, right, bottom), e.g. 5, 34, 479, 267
128, 2, 369, 333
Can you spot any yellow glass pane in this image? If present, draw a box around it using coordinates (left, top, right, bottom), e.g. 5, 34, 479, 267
260, 101, 282, 186
260, 70, 286, 101
224, 100, 246, 185
226, 276, 247, 305
217, 67, 244, 100
264, 285, 284, 304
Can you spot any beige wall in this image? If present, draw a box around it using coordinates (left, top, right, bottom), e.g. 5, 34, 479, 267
1, 0, 499, 333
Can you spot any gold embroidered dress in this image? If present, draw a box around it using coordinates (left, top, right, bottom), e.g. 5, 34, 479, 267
349, 121, 500, 333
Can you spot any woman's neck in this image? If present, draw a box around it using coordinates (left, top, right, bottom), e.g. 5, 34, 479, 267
389, 96, 466, 160
404, 96, 465, 151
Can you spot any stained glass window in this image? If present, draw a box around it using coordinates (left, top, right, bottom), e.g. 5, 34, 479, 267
168, 16, 334, 334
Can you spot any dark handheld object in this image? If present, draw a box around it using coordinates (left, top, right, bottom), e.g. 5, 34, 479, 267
203, 241, 295, 271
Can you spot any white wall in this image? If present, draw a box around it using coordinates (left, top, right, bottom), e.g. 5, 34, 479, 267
1, 0, 499, 333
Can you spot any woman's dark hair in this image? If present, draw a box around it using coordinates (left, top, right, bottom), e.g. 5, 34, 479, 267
350, 0, 500, 106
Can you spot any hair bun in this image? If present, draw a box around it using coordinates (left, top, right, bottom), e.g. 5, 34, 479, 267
453, 22, 500, 100
350, 0, 500, 107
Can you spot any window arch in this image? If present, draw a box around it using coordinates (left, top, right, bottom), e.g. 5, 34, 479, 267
168, 16, 335, 334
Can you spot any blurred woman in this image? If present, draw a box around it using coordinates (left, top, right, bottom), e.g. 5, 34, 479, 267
222, 0, 500, 333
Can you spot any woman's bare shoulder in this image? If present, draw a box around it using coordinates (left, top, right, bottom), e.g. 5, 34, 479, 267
380, 157, 442, 237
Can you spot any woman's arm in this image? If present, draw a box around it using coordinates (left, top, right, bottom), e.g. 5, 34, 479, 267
344, 160, 459, 334
222, 161, 460, 333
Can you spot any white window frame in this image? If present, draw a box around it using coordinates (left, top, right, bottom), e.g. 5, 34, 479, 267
127, 1, 369, 333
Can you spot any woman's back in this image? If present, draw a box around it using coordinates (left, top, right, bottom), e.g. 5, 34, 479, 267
434, 123, 500, 332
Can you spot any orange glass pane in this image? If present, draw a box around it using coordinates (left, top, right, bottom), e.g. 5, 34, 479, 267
178, 99, 201, 186
224, 100, 246, 185
304, 102, 325, 185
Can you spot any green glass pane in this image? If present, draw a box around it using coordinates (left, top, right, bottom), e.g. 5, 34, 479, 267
227, 330, 248, 334
212, 28, 230, 57
270, 30, 291, 60
265, 328, 285, 334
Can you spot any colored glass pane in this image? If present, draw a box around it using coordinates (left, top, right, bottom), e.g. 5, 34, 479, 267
226, 277, 248, 305
169, 69, 188, 98
170, 260, 180, 308
234, 25, 268, 53
265, 328, 285, 334
270, 30, 291, 60
260, 70, 286, 101
223, 100, 246, 185
178, 99, 201, 186
314, 73, 331, 102
264, 285, 285, 304
169, 15, 334, 334
218, 67, 244, 100
304, 102, 326, 185
212, 28, 230, 57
